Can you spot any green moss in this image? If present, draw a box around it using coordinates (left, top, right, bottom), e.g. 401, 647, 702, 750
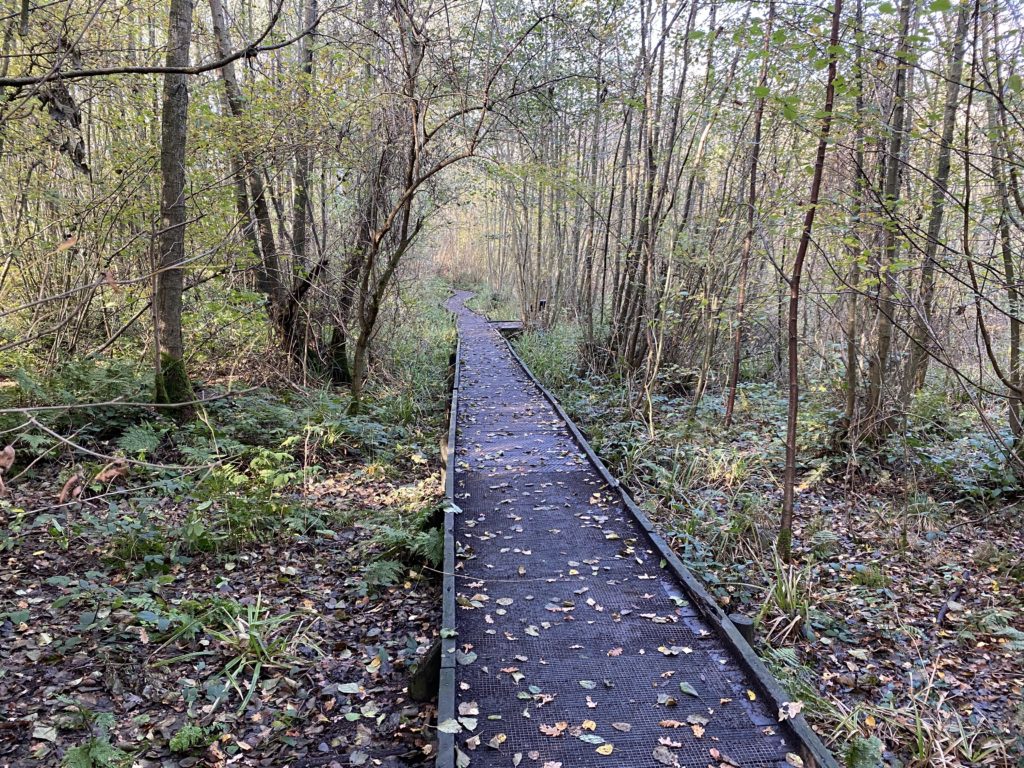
154, 353, 193, 408
777, 528, 793, 561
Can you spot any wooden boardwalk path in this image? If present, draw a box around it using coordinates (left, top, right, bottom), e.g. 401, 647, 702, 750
437, 292, 836, 768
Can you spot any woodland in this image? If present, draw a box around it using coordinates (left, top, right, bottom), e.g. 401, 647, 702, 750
0, 0, 1022, 765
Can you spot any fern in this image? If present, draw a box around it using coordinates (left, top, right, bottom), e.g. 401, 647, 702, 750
363, 559, 405, 588
62, 739, 131, 768
809, 529, 840, 555
844, 736, 884, 768
367, 524, 443, 566
169, 723, 209, 753
117, 423, 164, 458
995, 626, 1024, 651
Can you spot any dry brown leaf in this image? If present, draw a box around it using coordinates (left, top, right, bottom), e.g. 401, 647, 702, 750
93, 458, 128, 485
539, 722, 567, 737
0, 445, 14, 473
58, 474, 84, 504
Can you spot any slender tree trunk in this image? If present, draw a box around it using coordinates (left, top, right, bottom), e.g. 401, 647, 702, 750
780, 0, 843, 561
154, 0, 194, 407
844, 0, 867, 430
903, 1, 969, 397
209, 0, 284, 312
984, 11, 1022, 443
725, 0, 774, 426
865, 0, 913, 433
292, 0, 317, 267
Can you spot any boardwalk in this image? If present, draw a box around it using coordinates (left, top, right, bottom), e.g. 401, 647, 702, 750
439, 292, 835, 768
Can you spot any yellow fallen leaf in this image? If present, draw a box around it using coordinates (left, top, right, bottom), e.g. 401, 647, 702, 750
487, 733, 507, 749
746, 689, 757, 701
596, 744, 614, 755
865, 714, 876, 727
582, 720, 596, 731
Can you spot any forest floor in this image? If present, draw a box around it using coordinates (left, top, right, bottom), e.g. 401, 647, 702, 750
0, 283, 453, 767
0, 457, 442, 768
506, 318, 1024, 768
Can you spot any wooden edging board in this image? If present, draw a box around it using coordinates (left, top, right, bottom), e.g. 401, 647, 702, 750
435, 327, 461, 768
499, 335, 840, 768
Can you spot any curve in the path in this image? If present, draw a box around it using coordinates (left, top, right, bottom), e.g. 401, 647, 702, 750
441, 291, 835, 768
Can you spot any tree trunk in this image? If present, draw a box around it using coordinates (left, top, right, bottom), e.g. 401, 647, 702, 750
984, 11, 1022, 443
780, 0, 843, 561
154, 0, 194, 407
902, 1, 969, 398
209, 0, 284, 312
724, 0, 774, 427
844, 0, 867, 431
292, 0, 317, 267
864, 0, 913, 433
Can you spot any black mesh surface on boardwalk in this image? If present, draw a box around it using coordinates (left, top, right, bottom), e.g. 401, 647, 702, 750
444, 292, 799, 768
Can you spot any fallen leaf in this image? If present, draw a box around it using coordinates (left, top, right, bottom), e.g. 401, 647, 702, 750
487, 733, 506, 749
595, 744, 614, 755
679, 681, 699, 698
438, 719, 462, 734
31, 725, 57, 742
652, 745, 680, 767
610, 722, 631, 732
779, 701, 804, 721
539, 722, 567, 737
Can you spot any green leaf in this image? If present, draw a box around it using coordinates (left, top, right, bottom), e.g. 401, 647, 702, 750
437, 718, 462, 734
753, 85, 770, 99
679, 681, 700, 698
928, 0, 951, 10
1008, 74, 1023, 94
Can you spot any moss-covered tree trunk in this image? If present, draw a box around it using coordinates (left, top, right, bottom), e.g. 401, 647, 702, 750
154, 0, 195, 409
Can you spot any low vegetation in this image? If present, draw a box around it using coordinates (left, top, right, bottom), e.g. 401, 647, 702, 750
0, 280, 454, 766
